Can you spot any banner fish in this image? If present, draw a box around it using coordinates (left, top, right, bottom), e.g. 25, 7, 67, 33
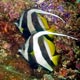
14, 9, 65, 39
18, 31, 77, 71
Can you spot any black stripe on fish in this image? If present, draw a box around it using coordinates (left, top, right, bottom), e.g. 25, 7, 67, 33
31, 12, 44, 31
28, 51, 38, 69
38, 36, 53, 67
28, 35, 38, 69
21, 10, 31, 39
28, 35, 33, 53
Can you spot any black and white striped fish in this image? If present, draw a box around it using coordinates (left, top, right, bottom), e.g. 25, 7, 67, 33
18, 31, 78, 71
14, 9, 65, 39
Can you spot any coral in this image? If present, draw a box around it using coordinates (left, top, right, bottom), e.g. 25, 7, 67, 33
0, 0, 80, 79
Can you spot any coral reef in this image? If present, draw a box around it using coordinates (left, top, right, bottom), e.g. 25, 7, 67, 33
0, 0, 80, 79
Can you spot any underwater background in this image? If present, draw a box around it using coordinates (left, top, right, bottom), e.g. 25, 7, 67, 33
0, 0, 80, 80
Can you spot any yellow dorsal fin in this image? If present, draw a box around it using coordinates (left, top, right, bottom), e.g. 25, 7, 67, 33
51, 55, 60, 66
38, 14, 49, 30
44, 37, 55, 56
47, 27, 56, 39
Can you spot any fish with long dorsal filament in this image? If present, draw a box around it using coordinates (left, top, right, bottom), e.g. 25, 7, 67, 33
14, 9, 65, 39
18, 31, 78, 71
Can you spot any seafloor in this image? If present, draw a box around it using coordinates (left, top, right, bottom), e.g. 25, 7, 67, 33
0, 0, 80, 80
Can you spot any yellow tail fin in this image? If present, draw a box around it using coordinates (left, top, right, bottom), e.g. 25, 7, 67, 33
52, 55, 60, 66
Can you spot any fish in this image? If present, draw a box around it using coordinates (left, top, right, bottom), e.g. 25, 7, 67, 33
18, 31, 78, 71
14, 9, 65, 39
